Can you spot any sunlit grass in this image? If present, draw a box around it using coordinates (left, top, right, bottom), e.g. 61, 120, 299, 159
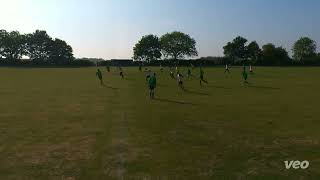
0, 67, 319, 179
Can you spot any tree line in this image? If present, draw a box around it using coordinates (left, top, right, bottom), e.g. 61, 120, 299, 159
134, 31, 320, 66
1, 29, 319, 67
223, 36, 320, 65
0, 29, 93, 66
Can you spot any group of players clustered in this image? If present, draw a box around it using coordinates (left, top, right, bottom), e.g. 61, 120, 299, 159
96, 64, 254, 99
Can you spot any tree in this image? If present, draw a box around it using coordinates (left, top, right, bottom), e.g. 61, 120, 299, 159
261, 43, 290, 65
48, 38, 74, 65
0, 29, 76, 66
25, 30, 53, 61
293, 37, 317, 62
0, 30, 8, 58
275, 47, 290, 65
160, 31, 197, 61
232, 36, 248, 59
247, 41, 261, 64
133, 34, 161, 62
0, 30, 26, 60
223, 42, 235, 63
223, 36, 248, 64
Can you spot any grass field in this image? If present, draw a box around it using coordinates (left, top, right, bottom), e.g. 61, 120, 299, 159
0, 67, 319, 180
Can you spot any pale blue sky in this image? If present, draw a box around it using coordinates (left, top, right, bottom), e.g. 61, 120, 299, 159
1, 0, 319, 59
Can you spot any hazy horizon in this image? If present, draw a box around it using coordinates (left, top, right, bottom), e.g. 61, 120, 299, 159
1, 0, 319, 59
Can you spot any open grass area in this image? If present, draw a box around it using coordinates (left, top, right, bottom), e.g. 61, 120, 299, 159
0, 67, 319, 179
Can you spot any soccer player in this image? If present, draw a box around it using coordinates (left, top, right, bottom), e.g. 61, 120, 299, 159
106, 65, 110, 72
139, 64, 142, 71
177, 72, 184, 90
187, 68, 192, 79
191, 63, 195, 69
146, 69, 152, 82
170, 67, 175, 79
148, 73, 157, 99
119, 67, 124, 79
160, 64, 164, 72
249, 65, 253, 73
96, 69, 103, 85
200, 67, 208, 86
224, 64, 230, 73
242, 66, 249, 84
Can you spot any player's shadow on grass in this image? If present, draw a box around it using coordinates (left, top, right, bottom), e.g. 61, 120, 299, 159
158, 84, 169, 87
102, 84, 119, 90
183, 89, 210, 96
207, 85, 231, 90
248, 85, 280, 90
154, 98, 197, 106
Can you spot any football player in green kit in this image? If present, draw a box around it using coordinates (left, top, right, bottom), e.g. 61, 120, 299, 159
96, 69, 104, 86
200, 67, 208, 86
148, 73, 157, 99
242, 66, 249, 84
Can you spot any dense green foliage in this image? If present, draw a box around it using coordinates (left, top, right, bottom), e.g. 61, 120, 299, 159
223, 36, 320, 65
223, 36, 249, 64
259, 44, 290, 65
0, 29, 76, 66
133, 35, 161, 62
160, 31, 198, 61
293, 37, 317, 63
1, 28, 320, 67
133, 31, 198, 62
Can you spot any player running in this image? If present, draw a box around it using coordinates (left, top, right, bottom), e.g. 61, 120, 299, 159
148, 73, 157, 99
177, 72, 184, 90
200, 67, 208, 86
145, 69, 152, 82
187, 68, 192, 79
119, 67, 124, 79
170, 67, 175, 79
242, 66, 249, 84
249, 65, 253, 73
191, 63, 195, 70
96, 69, 104, 86
175, 66, 179, 74
225, 64, 230, 73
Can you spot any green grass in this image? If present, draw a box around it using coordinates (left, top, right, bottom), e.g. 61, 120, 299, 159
0, 66, 319, 180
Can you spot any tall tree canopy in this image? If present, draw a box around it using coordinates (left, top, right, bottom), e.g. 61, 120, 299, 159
0, 30, 26, 60
133, 34, 161, 62
160, 31, 197, 61
223, 42, 235, 62
247, 41, 262, 64
223, 36, 248, 63
49, 38, 74, 64
261, 43, 290, 65
0, 30, 10, 58
25, 30, 53, 61
293, 37, 317, 62
0, 29, 75, 65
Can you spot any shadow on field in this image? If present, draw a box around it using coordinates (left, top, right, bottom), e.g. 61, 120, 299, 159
248, 85, 280, 90
154, 98, 197, 106
184, 89, 210, 96
102, 84, 119, 90
207, 85, 231, 89
158, 84, 169, 87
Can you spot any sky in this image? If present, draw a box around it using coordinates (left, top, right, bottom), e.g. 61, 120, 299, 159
0, 0, 319, 59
